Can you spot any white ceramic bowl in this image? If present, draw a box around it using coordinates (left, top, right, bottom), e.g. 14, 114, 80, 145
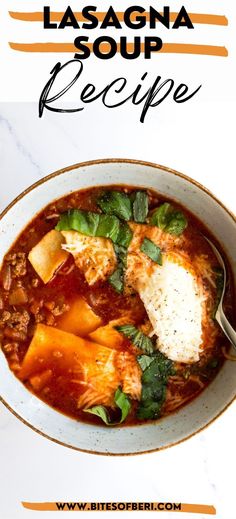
0, 159, 236, 455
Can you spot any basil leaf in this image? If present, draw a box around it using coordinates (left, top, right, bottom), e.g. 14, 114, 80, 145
109, 245, 127, 294
97, 191, 132, 221
137, 400, 163, 420
114, 244, 127, 269
140, 238, 162, 265
165, 212, 188, 235
96, 214, 120, 242
84, 405, 110, 425
56, 209, 133, 246
55, 212, 70, 231
114, 387, 131, 423
116, 324, 155, 354
150, 203, 171, 230
56, 209, 99, 236
137, 355, 155, 371
108, 268, 124, 294
142, 353, 174, 383
97, 189, 149, 224
109, 243, 129, 294
150, 203, 187, 236
132, 191, 149, 223
116, 324, 137, 341
137, 351, 175, 420
84, 388, 130, 425
71, 210, 99, 236
116, 221, 133, 248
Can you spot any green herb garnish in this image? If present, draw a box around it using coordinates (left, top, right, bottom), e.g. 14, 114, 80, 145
97, 189, 149, 224
114, 244, 127, 268
84, 405, 111, 425
114, 387, 132, 423
137, 355, 155, 371
84, 387, 131, 425
96, 214, 120, 241
97, 191, 132, 221
137, 351, 175, 420
56, 209, 133, 247
140, 238, 162, 265
108, 244, 128, 293
150, 202, 187, 236
150, 203, 171, 230
132, 191, 149, 223
116, 221, 133, 248
56, 209, 99, 236
108, 268, 124, 294
116, 324, 155, 354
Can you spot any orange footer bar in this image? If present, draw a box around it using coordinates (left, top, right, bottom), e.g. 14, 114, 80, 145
22, 502, 216, 514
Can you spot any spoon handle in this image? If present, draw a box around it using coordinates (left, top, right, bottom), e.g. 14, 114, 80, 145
216, 308, 236, 351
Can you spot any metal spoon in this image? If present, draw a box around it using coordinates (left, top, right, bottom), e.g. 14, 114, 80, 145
204, 236, 236, 351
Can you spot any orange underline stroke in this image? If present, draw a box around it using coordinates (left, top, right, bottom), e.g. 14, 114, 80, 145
22, 502, 216, 514
9, 42, 228, 57
9, 11, 228, 27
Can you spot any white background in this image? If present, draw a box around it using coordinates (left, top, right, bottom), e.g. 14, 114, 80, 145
0, 1, 236, 518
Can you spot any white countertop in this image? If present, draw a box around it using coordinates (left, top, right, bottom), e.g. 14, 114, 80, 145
0, 102, 235, 519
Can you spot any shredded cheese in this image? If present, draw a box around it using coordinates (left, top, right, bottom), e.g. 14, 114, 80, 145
61, 230, 117, 285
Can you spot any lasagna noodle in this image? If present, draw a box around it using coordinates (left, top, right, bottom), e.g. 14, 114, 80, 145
19, 324, 141, 407
28, 230, 69, 283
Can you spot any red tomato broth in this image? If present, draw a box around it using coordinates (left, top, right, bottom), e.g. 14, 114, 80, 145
0, 186, 233, 426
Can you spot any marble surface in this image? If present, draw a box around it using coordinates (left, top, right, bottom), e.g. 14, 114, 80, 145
0, 102, 235, 519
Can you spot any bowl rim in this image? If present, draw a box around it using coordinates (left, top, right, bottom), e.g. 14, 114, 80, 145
0, 157, 236, 456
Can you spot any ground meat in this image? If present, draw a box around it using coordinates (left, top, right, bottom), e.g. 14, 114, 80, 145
44, 301, 69, 316
31, 300, 68, 326
30, 299, 43, 315
34, 313, 45, 324
33, 307, 55, 326
51, 303, 69, 317
45, 313, 55, 326
0, 311, 11, 327
2, 342, 19, 354
0, 309, 30, 334
29, 298, 68, 325
6, 252, 27, 278
4, 327, 27, 342
31, 278, 40, 288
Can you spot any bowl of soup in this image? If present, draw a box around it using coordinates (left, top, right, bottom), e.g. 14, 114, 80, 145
0, 159, 235, 455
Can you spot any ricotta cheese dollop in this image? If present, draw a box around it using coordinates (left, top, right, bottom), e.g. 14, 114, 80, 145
137, 257, 204, 363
